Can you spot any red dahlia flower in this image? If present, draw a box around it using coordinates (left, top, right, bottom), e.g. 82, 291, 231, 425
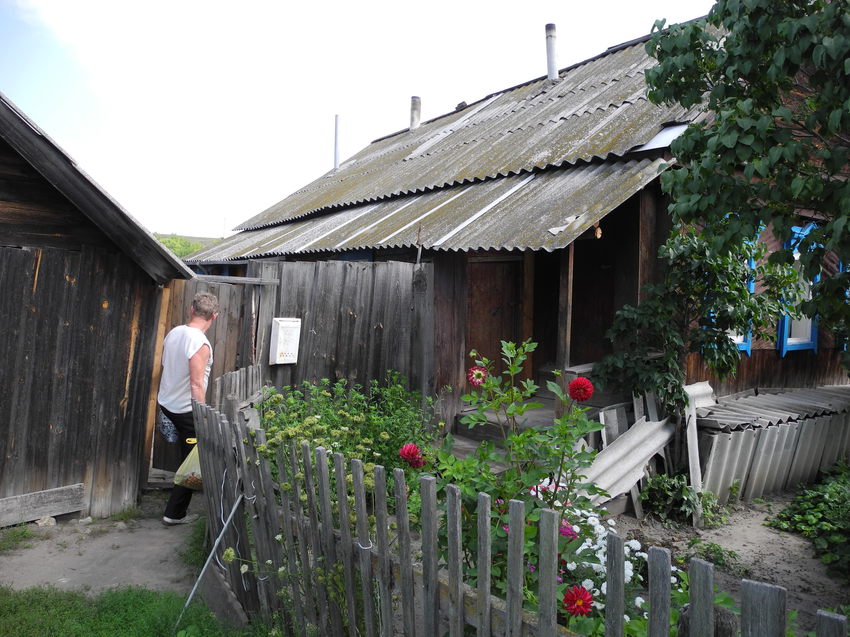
563, 584, 593, 616
467, 365, 488, 386
399, 443, 426, 469
568, 377, 594, 402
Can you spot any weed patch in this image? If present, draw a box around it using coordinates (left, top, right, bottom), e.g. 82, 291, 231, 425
180, 516, 209, 570
0, 525, 38, 553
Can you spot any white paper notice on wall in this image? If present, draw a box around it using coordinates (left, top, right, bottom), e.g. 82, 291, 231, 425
269, 318, 301, 365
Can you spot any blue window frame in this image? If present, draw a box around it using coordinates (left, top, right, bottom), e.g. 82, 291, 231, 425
777, 223, 818, 356
729, 256, 756, 355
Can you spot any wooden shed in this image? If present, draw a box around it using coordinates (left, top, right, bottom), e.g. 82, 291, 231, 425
0, 92, 194, 522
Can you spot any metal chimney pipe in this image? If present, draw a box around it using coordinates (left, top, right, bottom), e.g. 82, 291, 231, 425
410, 96, 421, 130
334, 114, 340, 170
546, 23, 558, 81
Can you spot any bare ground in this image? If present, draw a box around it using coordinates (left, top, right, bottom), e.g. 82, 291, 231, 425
614, 495, 849, 633
0, 489, 846, 634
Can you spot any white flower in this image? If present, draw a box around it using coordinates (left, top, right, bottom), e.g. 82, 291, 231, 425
593, 601, 606, 610
624, 615, 630, 622
600, 581, 607, 595
240, 564, 249, 574
277, 566, 286, 576
627, 539, 641, 550
671, 576, 677, 584
265, 559, 273, 566
587, 516, 599, 526
592, 563, 605, 573
634, 596, 645, 608
594, 524, 606, 535
566, 562, 577, 571
636, 551, 648, 559
582, 579, 595, 590
607, 519, 616, 526
274, 534, 282, 542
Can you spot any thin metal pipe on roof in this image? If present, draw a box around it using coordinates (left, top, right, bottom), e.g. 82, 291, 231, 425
546, 24, 558, 81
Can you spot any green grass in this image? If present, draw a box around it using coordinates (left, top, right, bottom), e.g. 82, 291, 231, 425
180, 517, 209, 570
0, 586, 277, 636
0, 525, 38, 553
110, 507, 142, 523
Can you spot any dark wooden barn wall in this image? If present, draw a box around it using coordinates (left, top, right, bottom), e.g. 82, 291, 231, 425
0, 245, 160, 517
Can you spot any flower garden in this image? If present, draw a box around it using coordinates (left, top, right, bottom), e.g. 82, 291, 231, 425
251, 340, 721, 634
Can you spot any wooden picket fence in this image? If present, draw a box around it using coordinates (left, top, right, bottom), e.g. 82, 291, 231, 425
193, 371, 848, 636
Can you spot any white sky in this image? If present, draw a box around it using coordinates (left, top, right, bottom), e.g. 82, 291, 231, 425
1, 0, 715, 237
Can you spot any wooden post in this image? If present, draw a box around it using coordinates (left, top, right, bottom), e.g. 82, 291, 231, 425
638, 187, 658, 300
741, 579, 786, 637
142, 282, 172, 483
538, 509, 558, 637
689, 559, 715, 637
605, 533, 624, 637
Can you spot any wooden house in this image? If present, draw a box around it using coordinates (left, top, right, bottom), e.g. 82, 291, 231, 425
0, 92, 194, 521
188, 28, 848, 423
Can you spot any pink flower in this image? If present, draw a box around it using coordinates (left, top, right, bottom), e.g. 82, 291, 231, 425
563, 585, 593, 616
568, 377, 594, 402
398, 443, 426, 469
559, 519, 578, 540
467, 366, 488, 386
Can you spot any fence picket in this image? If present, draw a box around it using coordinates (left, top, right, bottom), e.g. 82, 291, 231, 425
300, 442, 329, 635
352, 459, 377, 637
374, 466, 393, 637
742, 579, 786, 637
538, 509, 559, 637
288, 444, 318, 628
690, 558, 715, 637
605, 533, 625, 637
447, 484, 464, 637
421, 475, 440, 637
316, 448, 344, 635
333, 453, 359, 636
275, 445, 307, 636
393, 468, 416, 636
648, 547, 671, 637
506, 499, 525, 637
477, 493, 492, 637
816, 610, 848, 637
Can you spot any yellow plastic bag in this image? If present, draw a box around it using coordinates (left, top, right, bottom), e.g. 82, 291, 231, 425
174, 443, 202, 490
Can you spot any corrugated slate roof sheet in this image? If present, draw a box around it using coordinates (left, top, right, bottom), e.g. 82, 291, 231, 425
189, 157, 666, 261
196, 34, 704, 262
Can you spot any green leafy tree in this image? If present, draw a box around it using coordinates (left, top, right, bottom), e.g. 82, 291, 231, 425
155, 234, 203, 258
594, 223, 799, 412
643, 0, 850, 352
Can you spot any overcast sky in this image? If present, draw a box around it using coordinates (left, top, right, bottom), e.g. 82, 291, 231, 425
0, 0, 715, 238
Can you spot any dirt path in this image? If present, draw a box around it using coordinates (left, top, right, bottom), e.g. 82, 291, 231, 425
0, 489, 205, 596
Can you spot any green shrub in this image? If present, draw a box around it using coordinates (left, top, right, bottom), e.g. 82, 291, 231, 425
256, 372, 436, 487
768, 462, 850, 581
640, 473, 726, 527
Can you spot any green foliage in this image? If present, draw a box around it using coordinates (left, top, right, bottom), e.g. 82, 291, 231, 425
594, 223, 799, 412
687, 538, 751, 577
0, 585, 253, 636
0, 525, 38, 553
645, 0, 850, 355
109, 507, 141, 523
768, 462, 850, 580
155, 234, 204, 258
257, 372, 435, 486
639, 473, 727, 528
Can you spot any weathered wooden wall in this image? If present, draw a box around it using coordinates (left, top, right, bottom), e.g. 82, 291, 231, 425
261, 260, 434, 399
0, 244, 160, 518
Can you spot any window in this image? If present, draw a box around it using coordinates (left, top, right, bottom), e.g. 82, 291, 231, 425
728, 256, 756, 355
777, 223, 818, 356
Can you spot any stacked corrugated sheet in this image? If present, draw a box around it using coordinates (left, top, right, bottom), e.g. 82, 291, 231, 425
697, 386, 850, 503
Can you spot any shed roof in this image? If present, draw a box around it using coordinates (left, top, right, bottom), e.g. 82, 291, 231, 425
197, 30, 704, 262
0, 92, 194, 284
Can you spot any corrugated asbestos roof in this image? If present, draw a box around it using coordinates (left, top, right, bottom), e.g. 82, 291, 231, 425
194, 34, 703, 262
190, 157, 666, 261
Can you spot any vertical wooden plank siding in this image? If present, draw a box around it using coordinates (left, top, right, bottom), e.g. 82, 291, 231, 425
648, 547, 672, 637
506, 499, 525, 637
420, 475, 440, 637
605, 533, 625, 637
393, 468, 416, 636
538, 509, 559, 637
816, 610, 847, 637
352, 459, 377, 637
690, 558, 715, 637
476, 493, 492, 637
742, 579, 787, 637
447, 484, 464, 637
